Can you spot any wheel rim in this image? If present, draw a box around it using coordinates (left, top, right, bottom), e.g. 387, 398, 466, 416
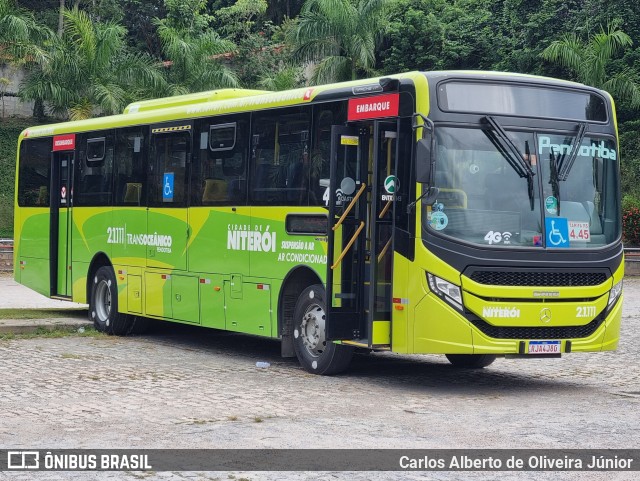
300, 303, 326, 357
95, 279, 111, 323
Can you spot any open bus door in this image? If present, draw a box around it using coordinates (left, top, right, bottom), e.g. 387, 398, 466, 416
326, 120, 404, 349
50, 136, 75, 298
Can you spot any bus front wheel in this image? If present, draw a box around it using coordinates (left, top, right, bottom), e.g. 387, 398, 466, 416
292, 284, 354, 375
89, 266, 132, 335
445, 354, 497, 368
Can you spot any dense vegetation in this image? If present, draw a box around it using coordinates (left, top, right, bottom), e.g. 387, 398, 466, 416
2, 0, 640, 241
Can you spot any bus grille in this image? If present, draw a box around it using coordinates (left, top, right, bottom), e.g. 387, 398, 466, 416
466, 313, 605, 340
469, 270, 607, 287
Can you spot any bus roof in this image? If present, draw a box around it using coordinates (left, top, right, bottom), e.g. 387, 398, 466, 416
122, 88, 270, 114
20, 70, 604, 141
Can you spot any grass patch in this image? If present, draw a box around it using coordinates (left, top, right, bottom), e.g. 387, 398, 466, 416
0, 308, 87, 320
0, 326, 104, 341
253, 417, 263, 423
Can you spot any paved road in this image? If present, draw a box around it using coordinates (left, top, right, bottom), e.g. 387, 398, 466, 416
1, 278, 639, 481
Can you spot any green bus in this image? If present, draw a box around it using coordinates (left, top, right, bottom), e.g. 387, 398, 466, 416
14, 71, 624, 374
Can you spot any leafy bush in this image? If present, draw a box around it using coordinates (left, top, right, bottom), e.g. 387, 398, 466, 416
622, 195, 640, 246
0, 119, 33, 238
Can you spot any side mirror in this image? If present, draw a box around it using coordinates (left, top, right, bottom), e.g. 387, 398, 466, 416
415, 138, 433, 183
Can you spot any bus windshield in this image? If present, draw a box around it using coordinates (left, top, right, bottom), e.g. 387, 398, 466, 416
425, 126, 620, 249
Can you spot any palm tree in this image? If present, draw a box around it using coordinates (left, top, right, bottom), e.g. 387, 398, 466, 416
542, 21, 640, 108
1, 0, 52, 119
0, 0, 50, 66
154, 1, 239, 95
286, 0, 389, 84
259, 65, 304, 91
20, 7, 166, 120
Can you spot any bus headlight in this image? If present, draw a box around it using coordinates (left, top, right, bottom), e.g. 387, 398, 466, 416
427, 273, 463, 311
608, 279, 623, 307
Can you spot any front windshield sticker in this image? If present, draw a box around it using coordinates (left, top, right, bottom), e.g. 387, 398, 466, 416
484, 231, 513, 245
569, 221, 591, 242
545, 218, 569, 248
545, 196, 558, 215
430, 211, 448, 230
334, 177, 356, 206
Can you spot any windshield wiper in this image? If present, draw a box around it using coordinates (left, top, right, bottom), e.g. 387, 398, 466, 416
558, 122, 587, 181
549, 151, 561, 216
484, 116, 535, 210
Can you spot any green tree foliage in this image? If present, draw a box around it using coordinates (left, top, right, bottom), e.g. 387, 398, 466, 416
20, 7, 166, 119
213, 0, 302, 89
541, 21, 640, 108
0, 118, 32, 237
380, 0, 496, 74
154, 0, 238, 94
287, 0, 389, 83
0, 0, 50, 65
494, 0, 582, 74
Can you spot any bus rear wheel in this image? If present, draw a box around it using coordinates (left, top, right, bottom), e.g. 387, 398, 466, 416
445, 354, 497, 368
292, 284, 354, 375
89, 266, 133, 335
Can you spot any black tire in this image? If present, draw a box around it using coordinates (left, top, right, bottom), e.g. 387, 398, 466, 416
127, 316, 153, 335
445, 354, 497, 369
292, 284, 354, 375
89, 265, 133, 335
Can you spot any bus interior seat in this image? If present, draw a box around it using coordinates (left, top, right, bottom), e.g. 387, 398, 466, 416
123, 182, 142, 205
37, 185, 48, 206
584, 201, 603, 235
559, 201, 589, 223
202, 179, 228, 203
559, 201, 605, 244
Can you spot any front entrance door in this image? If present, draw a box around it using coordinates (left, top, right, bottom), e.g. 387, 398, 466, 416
325, 121, 401, 347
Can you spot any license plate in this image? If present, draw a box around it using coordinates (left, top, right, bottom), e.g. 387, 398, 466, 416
528, 340, 561, 354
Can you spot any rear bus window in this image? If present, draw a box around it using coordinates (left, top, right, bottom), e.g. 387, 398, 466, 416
18, 138, 51, 207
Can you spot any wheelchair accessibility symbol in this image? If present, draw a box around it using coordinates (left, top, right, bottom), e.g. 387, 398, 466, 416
163, 172, 174, 202
545, 217, 569, 248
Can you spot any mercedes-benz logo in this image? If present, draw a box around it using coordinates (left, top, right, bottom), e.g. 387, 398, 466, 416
540, 308, 552, 324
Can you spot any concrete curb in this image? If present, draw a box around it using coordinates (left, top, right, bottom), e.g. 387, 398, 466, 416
0, 317, 93, 335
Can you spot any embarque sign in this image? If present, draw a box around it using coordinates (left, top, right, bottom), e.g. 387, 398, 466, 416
348, 93, 399, 120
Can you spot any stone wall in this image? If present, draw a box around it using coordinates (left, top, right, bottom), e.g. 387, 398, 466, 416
0, 64, 34, 118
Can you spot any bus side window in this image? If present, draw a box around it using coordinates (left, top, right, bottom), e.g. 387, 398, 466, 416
75, 133, 114, 206
310, 103, 347, 206
115, 128, 146, 206
193, 114, 248, 206
149, 131, 189, 207
18, 138, 51, 207
250, 107, 311, 206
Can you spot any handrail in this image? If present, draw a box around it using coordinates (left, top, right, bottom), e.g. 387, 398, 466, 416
332, 183, 367, 231
331, 221, 365, 270
378, 200, 392, 219
377, 238, 392, 262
